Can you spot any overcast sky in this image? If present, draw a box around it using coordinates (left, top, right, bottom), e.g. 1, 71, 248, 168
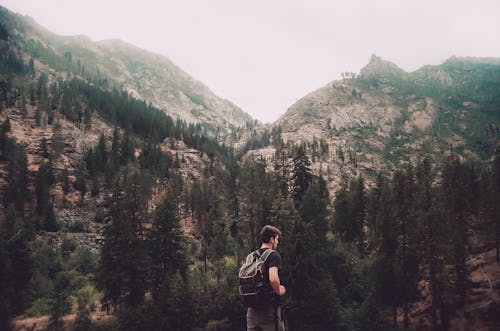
2, 0, 500, 123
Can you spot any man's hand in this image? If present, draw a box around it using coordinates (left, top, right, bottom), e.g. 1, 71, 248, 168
279, 285, 286, 296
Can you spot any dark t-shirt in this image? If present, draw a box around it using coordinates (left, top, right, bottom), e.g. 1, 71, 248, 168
257, 247, 282, 302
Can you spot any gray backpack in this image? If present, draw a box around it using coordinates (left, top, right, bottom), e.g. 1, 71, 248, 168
238, 249, 274, 308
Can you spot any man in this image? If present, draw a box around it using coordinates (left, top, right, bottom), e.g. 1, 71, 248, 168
247, 225, 286, 331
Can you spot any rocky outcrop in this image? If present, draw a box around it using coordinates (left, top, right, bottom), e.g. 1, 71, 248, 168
359, 54, 407, 81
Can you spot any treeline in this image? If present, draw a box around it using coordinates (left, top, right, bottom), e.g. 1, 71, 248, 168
95, 144, 500, 331
0, 39, 232, 159
332, 150, 500, 330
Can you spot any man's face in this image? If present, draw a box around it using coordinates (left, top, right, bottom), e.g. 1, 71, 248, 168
271, 235, 279, 250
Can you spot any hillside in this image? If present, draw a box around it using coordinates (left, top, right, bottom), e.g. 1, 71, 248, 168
0, 6, 253, 134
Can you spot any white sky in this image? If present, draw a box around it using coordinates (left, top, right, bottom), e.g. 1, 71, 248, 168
2, 0, 500, 123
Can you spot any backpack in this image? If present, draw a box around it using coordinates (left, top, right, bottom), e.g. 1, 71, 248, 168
238, 248, 274, 308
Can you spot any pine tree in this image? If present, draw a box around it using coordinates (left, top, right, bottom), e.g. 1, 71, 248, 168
3, 143, 29, 214
350, 176, 367, 254
152, 272, 197, 330
35, 163, 58, 231
239, 157, 268, 249
299, 176, 330, 244
366, 173, 389, 247
441, 154, 474, 309
416, 156, 447, 330
5, 224, 34, 316
291, 145, 313, 207
274, 142, 290, 197
391, 166, 419, 328
48, 271, 72, 331
286, 209, 340, 330
98, 174, 148, 308
333, 178, 352, 243
0, 234, 13, 331
370, 173, 400, 327
491, 147, 500, 262
333, 176, 365, 251
111, 128, 121, 169
95, 133, 107, 172
226, 158, 242, 262
147, 192, 186, 296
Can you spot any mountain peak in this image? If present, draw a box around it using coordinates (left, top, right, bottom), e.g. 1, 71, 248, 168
359, 54, 406, 79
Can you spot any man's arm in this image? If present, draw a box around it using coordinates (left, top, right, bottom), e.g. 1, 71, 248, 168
269, 267, 286, 296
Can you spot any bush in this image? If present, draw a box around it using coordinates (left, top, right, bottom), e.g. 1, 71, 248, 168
26, 298, 51, 316
68, 220, 87, 233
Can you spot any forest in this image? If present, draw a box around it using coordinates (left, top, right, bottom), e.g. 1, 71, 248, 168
1, 38, 500, 331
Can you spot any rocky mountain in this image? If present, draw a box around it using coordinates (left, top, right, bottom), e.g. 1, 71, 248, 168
0, 6, 253, 133
252, 54, 500, 191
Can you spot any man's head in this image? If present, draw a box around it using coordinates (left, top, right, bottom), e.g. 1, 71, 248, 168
260, 225, 282, 250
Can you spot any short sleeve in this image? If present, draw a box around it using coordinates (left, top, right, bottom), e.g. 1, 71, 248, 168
266, 250, 282, 272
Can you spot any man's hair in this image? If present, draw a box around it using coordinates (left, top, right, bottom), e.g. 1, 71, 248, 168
260, 225, 282, 244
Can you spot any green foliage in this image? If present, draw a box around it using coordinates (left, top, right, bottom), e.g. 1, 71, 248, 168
333, 176, 366, 253
98, 175, 149, 308
147, 193, 187, 293
291, 144, 313, 207
35, 162, 58, 231
48, 271, 72, 330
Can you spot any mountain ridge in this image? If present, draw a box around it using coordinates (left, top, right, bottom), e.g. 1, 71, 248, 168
0, 5, 254, 133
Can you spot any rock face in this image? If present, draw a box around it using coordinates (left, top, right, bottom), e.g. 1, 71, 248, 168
271, 55, 500, 182
1, 6, 253, 132
359, 54, 407, 81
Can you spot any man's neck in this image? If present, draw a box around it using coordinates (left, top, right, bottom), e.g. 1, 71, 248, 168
261, 243, 273, 250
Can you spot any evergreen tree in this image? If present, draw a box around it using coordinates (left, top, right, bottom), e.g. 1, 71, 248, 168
149, 272, 197, 331
366, 173, 389, 248
441, 154, 474, 309
110, 127, 120, 168
238, 157, 269, 249
35, 163, 58, 231
226, 158, 242, 262
391, 166, 419, 328
120, 132, 133, 165
286, 213, 340, 330
333, 176, 365, 251
291, 145, 313, 207
367, 171, 401, 328
299, 176, 330, 244
0, 234, 13, 331
350, 176, 367, 255
416, 156, 447, 330
274, 142, 290, 197
74, 169, 87, 204
491, 147, 500, 262
2, 143, 29, 214
333, 178, 352, 242
95, 133, 108, 172
98, 174, 148, 308
48, 271, 72, 331
5, 225, 34, 316
147, 192, 187, 296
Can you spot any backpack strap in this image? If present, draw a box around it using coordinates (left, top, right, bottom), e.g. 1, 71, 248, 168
259, 248, 274, 263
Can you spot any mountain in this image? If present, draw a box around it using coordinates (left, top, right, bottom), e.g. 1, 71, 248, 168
0, 6, 253, 133
262, 54, 500, 190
